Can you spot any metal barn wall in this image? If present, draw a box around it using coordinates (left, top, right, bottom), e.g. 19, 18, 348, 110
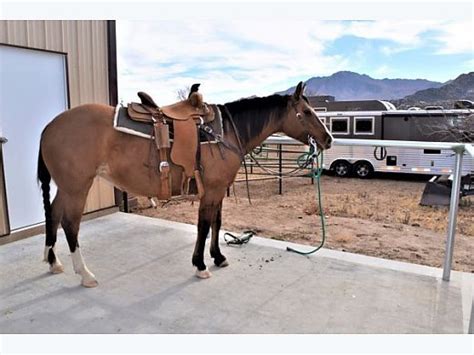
0, 20, 115, 214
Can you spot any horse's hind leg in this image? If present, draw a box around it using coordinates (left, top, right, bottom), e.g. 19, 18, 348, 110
193, 203, 216, 279
44, 191, 65, 273
61, 189, 98, 288
210, 202, 228, 267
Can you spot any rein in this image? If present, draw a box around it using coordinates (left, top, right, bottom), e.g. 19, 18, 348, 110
225, 105, 254, 205
202, 105, 252, 204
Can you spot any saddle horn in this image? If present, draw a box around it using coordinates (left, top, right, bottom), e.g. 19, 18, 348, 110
188, 83, 201, 98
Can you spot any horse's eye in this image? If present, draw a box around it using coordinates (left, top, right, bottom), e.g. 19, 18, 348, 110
304, 109, 312, 116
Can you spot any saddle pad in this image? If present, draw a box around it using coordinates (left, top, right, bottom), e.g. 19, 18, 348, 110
114, 105, 154, 139
200, 105, 224, 143
114, 105, 224, 143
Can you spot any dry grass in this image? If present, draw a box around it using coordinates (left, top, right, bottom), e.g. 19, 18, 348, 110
300, 181, 474, 236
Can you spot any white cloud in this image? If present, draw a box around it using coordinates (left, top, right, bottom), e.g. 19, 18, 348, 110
117, 19, 473, 104
433, 21, 473, 55
345, 20, 435, 45
380, 45, 413, 56
117, 20, 351, 103
377, 20, 473, 56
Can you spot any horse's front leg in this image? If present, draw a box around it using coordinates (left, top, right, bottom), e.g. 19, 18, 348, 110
192, 203, 215, 278
210, 202, 228, 267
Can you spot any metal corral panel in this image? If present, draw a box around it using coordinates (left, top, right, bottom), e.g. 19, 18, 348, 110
0, 20, 115, 214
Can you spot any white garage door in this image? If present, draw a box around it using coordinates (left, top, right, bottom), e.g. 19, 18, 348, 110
0, 45, 68, 231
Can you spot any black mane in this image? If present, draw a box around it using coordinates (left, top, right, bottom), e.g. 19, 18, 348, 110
221, 94, 291, 146
225, 94, 290, 113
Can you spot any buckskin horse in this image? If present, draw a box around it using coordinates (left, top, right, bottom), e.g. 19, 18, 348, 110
37, 82, 332, 287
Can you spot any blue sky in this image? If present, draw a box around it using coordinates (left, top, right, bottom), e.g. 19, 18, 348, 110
117, 19, 473, 104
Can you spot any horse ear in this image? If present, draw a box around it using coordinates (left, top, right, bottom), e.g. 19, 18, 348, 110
188, 83, 201, 98
293, 81, 305, 100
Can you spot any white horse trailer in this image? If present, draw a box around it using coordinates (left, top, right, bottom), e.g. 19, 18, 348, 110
318, 109, 474, 178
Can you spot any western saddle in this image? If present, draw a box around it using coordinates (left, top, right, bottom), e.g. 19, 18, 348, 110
127, 84, 215, 201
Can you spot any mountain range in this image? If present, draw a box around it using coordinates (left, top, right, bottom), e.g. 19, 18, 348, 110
392, 72, 474, 108
277, 71, 445, 101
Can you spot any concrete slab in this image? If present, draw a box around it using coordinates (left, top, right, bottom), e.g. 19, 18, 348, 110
0, 212, 472, 334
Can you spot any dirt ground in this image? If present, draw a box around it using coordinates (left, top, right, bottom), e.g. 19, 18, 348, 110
134, 173, 474, 273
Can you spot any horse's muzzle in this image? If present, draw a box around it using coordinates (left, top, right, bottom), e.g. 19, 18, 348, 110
322, 135, 333, 150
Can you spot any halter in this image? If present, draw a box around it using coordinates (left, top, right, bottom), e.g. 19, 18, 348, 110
292, 100, 320, 150
308, 135, 319, 162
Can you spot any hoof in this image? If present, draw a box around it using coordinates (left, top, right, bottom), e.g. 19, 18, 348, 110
216, 259, 229, 268
49, 262, 64, 274
81, 278, 99, 288
81, 271, 98, 288
195, 267, 212, 279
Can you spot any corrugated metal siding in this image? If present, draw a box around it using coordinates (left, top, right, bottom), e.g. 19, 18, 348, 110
27, 21, 46, 48
0, 20, 115, 213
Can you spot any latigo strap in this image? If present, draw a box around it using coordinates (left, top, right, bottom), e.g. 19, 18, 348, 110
154, 121, 172, 200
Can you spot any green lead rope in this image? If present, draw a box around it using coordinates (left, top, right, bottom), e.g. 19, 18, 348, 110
226, 143, 326, 254
286, 146, 327, 255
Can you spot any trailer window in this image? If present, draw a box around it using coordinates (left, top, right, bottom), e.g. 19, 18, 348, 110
319, 116, 331, 129
424, 149, 441, 154
330, 117, 349, 134
314, 107, 327, 112
354, 117, 375, 135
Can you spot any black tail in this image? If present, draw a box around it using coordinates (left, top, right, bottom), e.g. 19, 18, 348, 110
37, 144, 55, 264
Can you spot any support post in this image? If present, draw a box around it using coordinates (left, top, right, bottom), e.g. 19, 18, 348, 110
122, 191, 129, 213
278, 144, 282, 195
442, 149, 463, 281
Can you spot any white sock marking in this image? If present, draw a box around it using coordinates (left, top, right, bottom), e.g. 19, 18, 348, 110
71, 247, 98, 287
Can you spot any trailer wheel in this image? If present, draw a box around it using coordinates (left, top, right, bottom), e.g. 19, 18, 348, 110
332, 160, 352, 177
354, 161, 374, 179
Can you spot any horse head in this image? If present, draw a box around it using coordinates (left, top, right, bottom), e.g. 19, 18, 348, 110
281, 82, 333, 150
